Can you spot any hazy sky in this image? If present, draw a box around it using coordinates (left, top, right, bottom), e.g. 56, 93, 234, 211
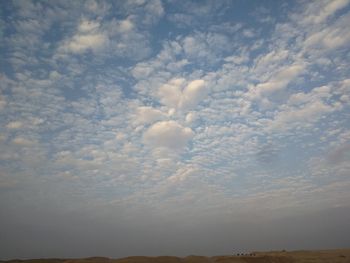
1, 0, 350, 259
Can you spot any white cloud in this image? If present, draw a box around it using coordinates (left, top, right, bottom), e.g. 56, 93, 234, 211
242, 28, 255, 38
224, 53, 249, 65
309, 138, 350, 181
301, 6, 350, 53
1, 0, 350, 239
247, 63, 305, 100
84, 0, 111, 16
185, 112, 196, 123
60, 19, 108, 53
268, 100, 334, 131
130, 40, 187, 81
304, 23, 350, 50
182, 79, 207, 108
303, 0, 350, 24
12, 137, 34, 146
143, 120, 194, 150
181, 32, 232, 64
327, 143, 350, 165
6, 121, 23, 129
134, 106, 166, 125
158, 78, 186, 108
287, 86, 332, 106
55, 8, 153, 59
131, 62, 155, 79
158, 78, 207, 110
0, 95, 7, 110
145, 0, 164, 18
118, 19, 134, 33
253, 49, 289, 74
123, 0, 164, 26
78, 19, 101, 33
61, 30, 108, 54
167, 164, 199, 183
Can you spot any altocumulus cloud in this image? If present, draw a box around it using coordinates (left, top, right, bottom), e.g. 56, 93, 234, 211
143, 120, 194, 151
0, 0, 350, 259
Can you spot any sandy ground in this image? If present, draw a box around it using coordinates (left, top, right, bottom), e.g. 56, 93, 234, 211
2, 249, 350, 263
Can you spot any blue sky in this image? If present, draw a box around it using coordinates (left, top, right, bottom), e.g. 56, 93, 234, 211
1, 0, 350, 259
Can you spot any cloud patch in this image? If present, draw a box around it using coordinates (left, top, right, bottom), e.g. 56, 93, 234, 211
6, 121, 23, 129
59, 19, 108, 54
143, 120, 194, 150
158, 78, 207, 111
247, 63, 305, 100
134, 106, 166, 125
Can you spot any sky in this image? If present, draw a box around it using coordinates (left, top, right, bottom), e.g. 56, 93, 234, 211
1, 0, 350, 259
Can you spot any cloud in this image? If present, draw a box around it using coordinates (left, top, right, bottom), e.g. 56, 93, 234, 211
143, 120, 194, 150
84, 0, 111, 16
158, 78, 207, 110
158, 78, 186, 109
59, 19, 108, 54
1, 1, 350, 257
0, 95, 8, 112
181, 32, 232, 65
287, 85, 332, 105
253, 49, 290, 74
185, 112, 196, 123
304, 15, 350, 50
167, 164, 199, 183
78, 19, 101, 33
182, 80, 207, 108
12, 137, 34, 146
117, 19, 134, 33
302, 0, 350, 24
268, 100, 334, 131
130, 40, 188, 82
6, 121, 23, 129
242, 28, 255, 38
309, 138, 350, 179
293, 1, 350, 57
247, 63, 305, 100
144, 0, 164, 20
327, 143, 350, 165
52, 6, 153, 60
134, 106, 166, 125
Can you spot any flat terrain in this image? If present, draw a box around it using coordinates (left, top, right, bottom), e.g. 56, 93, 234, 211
2, 249, 350, 263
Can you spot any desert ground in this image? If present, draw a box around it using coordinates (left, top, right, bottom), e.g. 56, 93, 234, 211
2, 249, 350, 263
